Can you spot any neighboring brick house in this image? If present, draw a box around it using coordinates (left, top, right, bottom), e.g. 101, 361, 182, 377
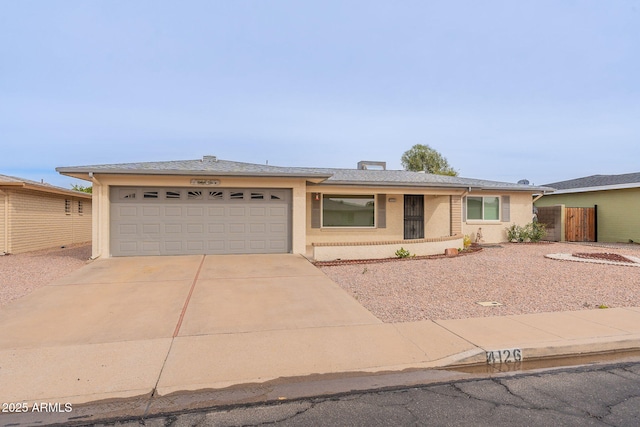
0, 174, 92, 254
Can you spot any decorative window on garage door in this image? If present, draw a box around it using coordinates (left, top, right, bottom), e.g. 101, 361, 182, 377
112, 188, 291, 203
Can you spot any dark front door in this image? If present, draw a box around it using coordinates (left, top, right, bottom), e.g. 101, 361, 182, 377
404, 195, 424, 239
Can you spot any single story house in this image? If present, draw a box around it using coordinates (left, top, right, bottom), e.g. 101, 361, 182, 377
0, 174, 92, 254
57, 156, 551, 261
535, 172, 640, 244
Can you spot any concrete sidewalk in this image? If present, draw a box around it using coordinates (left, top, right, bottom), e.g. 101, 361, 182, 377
1, 254, 640, 425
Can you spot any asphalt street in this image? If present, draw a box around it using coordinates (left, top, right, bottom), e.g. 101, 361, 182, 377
96, 361, 640, 427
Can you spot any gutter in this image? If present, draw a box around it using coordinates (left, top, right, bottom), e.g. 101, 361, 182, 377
309, 181, 550, 193
56, 168, 334, 181
548, 182, 640, 195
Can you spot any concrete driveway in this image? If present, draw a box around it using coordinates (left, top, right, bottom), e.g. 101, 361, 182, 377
0, 254, 379, 349
8, 254, 450, 408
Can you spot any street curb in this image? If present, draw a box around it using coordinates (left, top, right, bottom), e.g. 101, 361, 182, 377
3, 339, 640, 426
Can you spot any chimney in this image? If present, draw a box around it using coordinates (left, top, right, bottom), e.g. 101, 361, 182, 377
357, 161, 386, 170
203, 155, 218, 162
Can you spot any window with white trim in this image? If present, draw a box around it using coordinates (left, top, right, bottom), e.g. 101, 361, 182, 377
467, 196, 500, 220
322, 195, 375, 227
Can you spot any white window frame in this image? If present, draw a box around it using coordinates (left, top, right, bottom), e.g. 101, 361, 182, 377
321, 194, 376, 228
466, 195, 501, 222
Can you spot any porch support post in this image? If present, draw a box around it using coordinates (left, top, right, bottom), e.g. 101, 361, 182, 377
450, 195, 462, 236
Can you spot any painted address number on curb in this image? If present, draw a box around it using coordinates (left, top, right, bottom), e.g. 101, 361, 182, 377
486, 348, 523, 364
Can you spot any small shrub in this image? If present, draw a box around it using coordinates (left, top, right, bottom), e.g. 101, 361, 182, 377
525, 221, 547, 242
506, 224, 525, 242
395, 247, 412, 258
506, 222, 547, 243
463, 234, 472, 249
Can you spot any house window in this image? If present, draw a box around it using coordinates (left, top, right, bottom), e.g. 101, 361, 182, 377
65, 199, 71, 214
467, 196, 500, 221
322, 195, 375, 227
78, 201, 83, 214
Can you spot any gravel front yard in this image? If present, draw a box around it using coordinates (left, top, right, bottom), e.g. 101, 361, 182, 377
0, 243, 92, 306
319, 242, 640, 322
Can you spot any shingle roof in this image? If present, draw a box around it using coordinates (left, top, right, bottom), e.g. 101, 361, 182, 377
544, 173, 640, 191
57, 157, 333, 178
56, 156, 552, 192
0, 174, 91, 198
320, 168, 549, 191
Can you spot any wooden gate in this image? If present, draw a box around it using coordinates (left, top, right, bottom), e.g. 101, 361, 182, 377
565, 207, 597, 242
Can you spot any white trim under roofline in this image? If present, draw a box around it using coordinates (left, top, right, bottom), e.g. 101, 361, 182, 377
311, 181, 550, 192
550, 182, 640, 194
56, 169, 333, 180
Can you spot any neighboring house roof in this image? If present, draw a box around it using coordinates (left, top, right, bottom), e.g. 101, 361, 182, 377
543, 172, 640, 194
0, 174, 92, 199
57, 156, 553, 193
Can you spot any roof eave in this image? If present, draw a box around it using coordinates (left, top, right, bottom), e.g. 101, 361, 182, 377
0, 182, 27, 188
312, 180, 552, 192
1, 181, 91, 199
56, 168, 333, 181
547, 182, 640, 194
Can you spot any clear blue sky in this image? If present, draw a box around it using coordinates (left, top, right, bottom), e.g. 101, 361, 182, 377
1, 1, 638, 189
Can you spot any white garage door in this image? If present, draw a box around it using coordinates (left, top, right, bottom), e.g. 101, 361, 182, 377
110, 187, 291, 256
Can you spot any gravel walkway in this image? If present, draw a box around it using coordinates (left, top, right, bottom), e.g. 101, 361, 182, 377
0, 243, 92, 306
319, 242, 640, 322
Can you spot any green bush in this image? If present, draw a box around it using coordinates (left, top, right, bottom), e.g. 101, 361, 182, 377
525, 222, 547, 242
506, 224, 525, 242
395, 247, 412, 258
506, 222, 546, 243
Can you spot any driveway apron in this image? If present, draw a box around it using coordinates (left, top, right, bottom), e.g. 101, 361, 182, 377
0, 253, 382, 404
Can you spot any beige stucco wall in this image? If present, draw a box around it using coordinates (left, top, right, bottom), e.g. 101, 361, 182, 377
424, 195, 451, 238
0, 191, 7, 253
90, 174, 308, 258
86, 173, 538, 258
306, 186, 463, 246
462, 192, 534, 243
313, 235, 464, 261
3, 189, 91, 254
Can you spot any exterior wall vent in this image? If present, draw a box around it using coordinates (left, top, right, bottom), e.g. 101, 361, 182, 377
203, 155, 218, 162
357, 161, 386, 170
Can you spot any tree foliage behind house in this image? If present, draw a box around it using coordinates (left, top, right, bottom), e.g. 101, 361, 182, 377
71, 184, 92, 193
401, 144, 458, 176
